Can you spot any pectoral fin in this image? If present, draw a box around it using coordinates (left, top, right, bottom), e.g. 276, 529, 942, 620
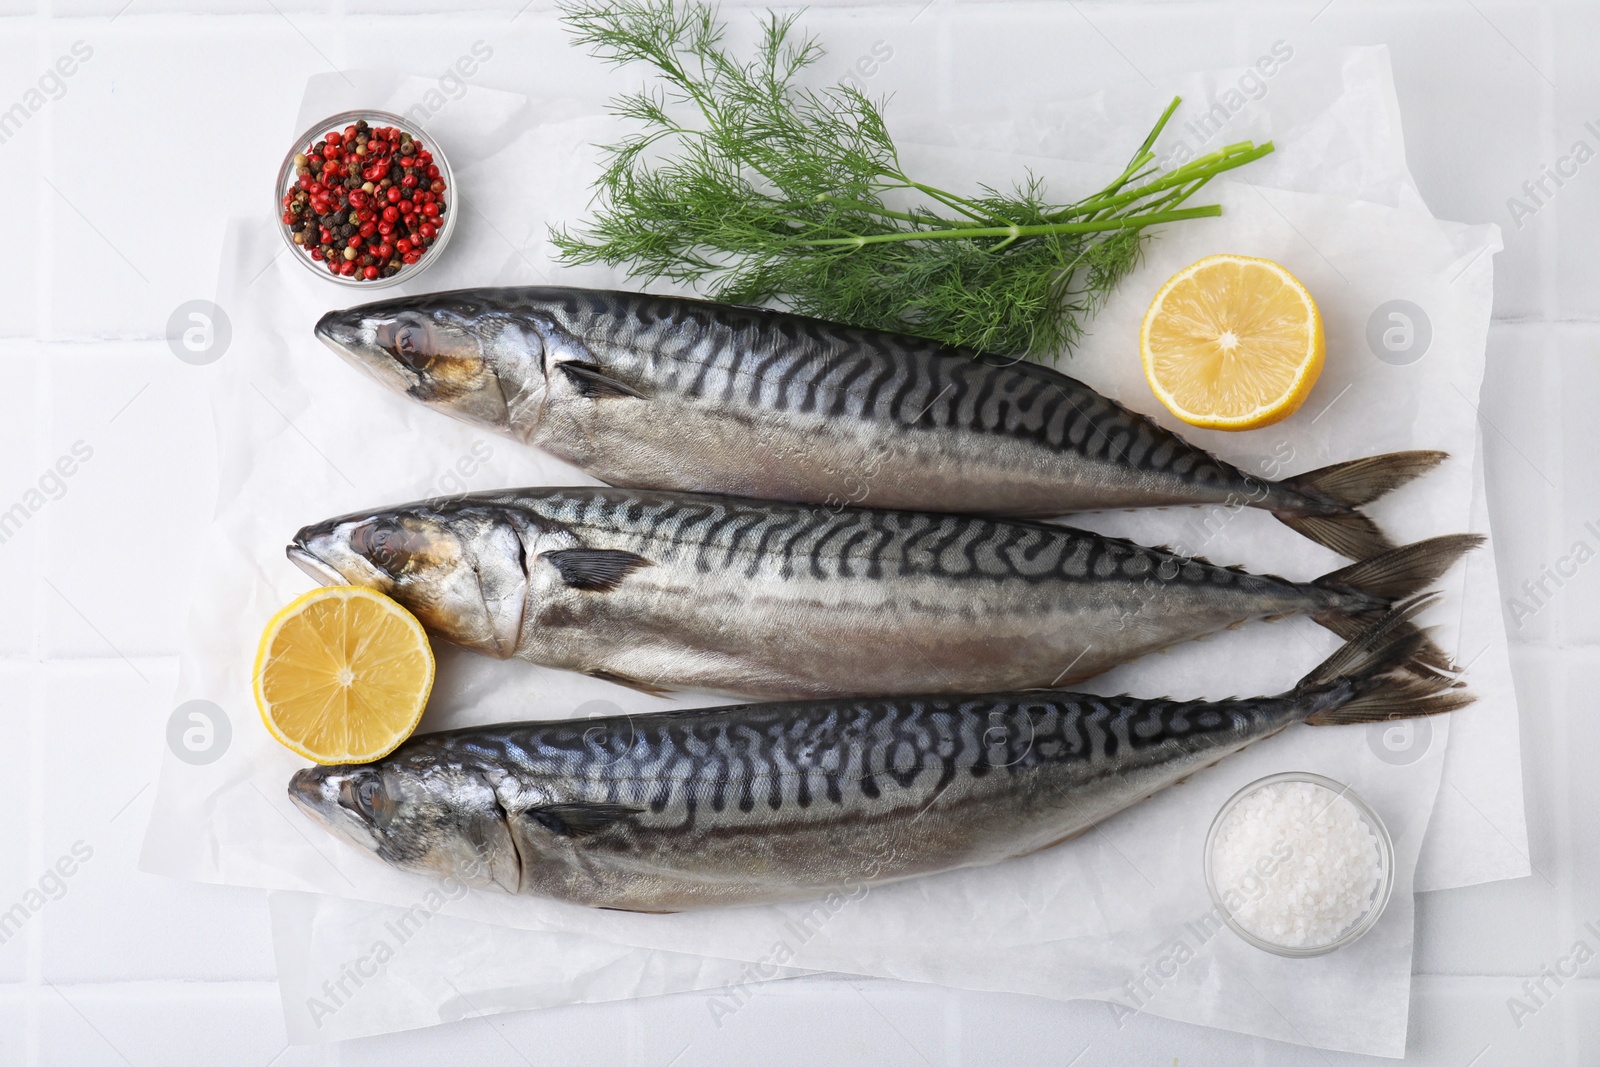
542, 548, 653, 592
558, 360, 647, 400
525, 802, 643, 838
587, 669, 672, 697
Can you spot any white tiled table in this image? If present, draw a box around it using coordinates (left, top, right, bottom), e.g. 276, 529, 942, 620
1, 2, 1595, 1063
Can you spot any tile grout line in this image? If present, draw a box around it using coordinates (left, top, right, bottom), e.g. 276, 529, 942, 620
27, 2, 54, 1062
1541, 20, 1580, 1065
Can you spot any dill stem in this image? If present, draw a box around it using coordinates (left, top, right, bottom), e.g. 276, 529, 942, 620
894, 178, 1005, 224
795, 206, 1223, 248
813, 195, 926, 225
1073, 141, 1274, 219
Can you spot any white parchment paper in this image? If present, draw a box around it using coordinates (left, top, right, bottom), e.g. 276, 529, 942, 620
149, 50, 1517, 1056
268, 890, 812, 1044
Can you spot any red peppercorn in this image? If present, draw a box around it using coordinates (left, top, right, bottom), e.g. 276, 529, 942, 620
284, 121, 447, 281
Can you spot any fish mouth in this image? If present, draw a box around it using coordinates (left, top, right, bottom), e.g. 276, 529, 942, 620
288, 767, 383, 853
314, 309, 368, 355
287, 766, 329, 817
287, 544, 343, 586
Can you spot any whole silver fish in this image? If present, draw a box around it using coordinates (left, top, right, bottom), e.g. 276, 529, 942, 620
288, 486, 1478, 700
314, 286, 1445, 560
287, 601, 1470, 911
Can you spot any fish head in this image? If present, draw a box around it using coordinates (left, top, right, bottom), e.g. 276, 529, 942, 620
288, 760, 521, 893
288, 502, 528, 658
314, 290, 549, 440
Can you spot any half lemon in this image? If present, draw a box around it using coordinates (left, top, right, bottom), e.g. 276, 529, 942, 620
254, 585, 434, 765
1140, 254, 1325, 430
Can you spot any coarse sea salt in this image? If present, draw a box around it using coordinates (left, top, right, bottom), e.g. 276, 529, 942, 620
1210, 780, 1383, 949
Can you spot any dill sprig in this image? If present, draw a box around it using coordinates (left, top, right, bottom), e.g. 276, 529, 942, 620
553, 0, 1274, 358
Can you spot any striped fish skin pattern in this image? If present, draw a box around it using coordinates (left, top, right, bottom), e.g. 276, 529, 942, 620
311, 286, 1334, 519
289, 486, 1374, 701
289, 688, 1312, 909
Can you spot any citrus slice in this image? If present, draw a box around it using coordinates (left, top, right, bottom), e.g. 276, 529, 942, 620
1140, 254, 1325, 430
254, 585, 434, 765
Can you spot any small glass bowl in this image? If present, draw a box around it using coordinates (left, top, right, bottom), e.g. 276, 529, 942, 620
274, 108, 456, 289
1203, 771, 1395, 958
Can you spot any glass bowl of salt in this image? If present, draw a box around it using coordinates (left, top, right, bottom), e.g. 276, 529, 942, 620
1203, 772, 1395, 957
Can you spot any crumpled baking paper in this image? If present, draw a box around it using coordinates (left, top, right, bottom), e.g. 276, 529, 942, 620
145, 46, 1520, 1056
267, 891, 813, 1044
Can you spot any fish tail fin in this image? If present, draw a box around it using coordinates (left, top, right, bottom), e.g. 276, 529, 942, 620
1295, 595, 1475, 726
1272, 450, 1449, 559
1309, 534, 1483, 673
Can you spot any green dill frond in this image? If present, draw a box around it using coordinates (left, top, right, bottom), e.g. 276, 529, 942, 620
554, 0, 1272, 359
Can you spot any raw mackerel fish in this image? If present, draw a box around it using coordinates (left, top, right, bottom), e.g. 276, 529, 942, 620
314, 287, 1445, 561
288, 486, 1479, 700
288, 600, 1470, 911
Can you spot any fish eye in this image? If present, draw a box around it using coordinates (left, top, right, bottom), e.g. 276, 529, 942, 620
351, 519, 415, 575
395, 325, 423, 358
376, 317, 435, 372
341, 775, 392, 825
